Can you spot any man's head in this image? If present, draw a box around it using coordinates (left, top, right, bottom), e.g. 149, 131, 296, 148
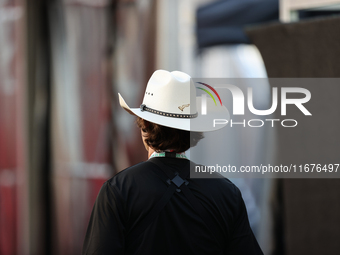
136, 117, 203, 153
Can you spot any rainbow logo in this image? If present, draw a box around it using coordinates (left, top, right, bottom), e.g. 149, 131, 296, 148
196, 82, 222, 106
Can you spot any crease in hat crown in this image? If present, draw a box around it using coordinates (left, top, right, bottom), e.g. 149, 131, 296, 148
141, 70, 197, 115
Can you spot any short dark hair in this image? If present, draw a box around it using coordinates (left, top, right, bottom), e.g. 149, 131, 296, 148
136, 117, 204, 153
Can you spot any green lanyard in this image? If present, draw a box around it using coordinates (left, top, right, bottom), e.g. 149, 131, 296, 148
149, 151, 188, 160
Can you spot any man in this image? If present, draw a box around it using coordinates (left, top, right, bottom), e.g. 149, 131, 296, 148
82, 70, 263, 254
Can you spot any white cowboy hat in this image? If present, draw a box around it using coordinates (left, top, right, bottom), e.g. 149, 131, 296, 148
118, 70, 229, 132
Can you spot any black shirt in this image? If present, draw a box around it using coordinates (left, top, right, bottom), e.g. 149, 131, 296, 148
82, 157, 263, 255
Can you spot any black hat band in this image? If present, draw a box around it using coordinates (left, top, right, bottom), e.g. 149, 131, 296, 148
140, 104, 198, 118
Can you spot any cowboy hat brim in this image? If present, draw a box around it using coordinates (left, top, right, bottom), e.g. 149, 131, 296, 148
118, 93, 230, 132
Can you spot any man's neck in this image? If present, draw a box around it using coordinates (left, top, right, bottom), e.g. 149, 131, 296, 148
148, 148, 155, 159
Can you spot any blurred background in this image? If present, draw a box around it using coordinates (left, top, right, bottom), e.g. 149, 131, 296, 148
1, 0, 340, 254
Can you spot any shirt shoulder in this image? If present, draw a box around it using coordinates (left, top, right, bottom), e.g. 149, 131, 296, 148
106, 161, 164, 197
193, 174, 241, 198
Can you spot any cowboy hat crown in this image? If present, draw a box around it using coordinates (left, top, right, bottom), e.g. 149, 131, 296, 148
141, 70, 197, 117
